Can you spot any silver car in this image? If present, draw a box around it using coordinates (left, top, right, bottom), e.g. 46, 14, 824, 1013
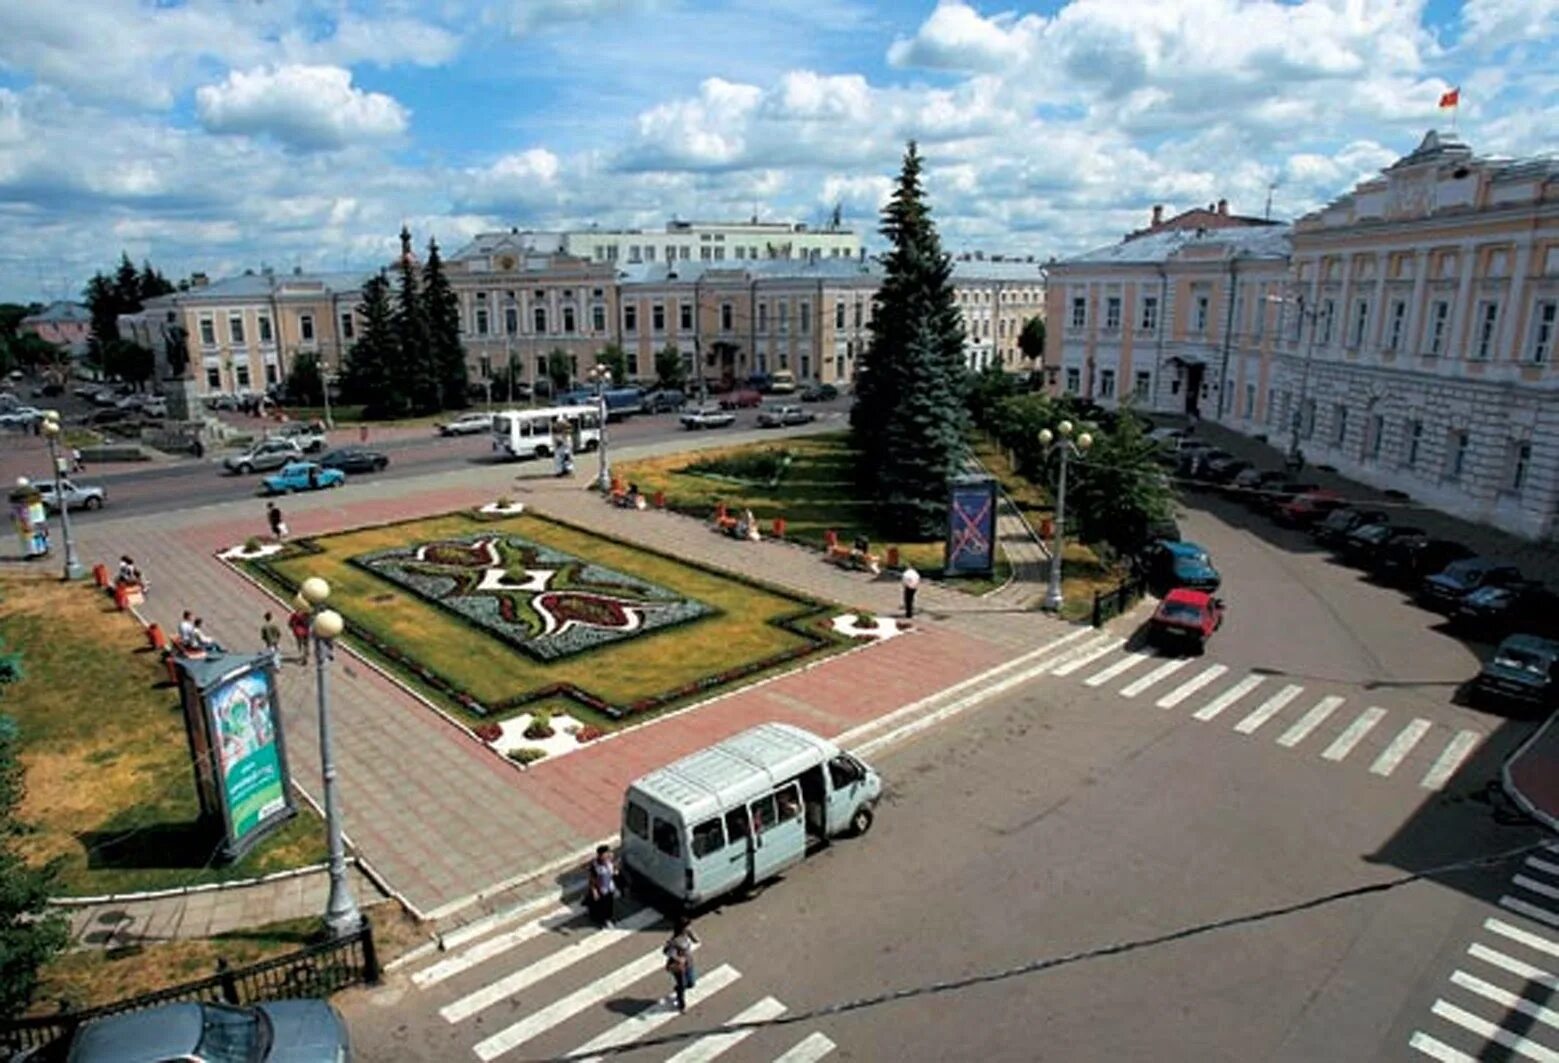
36, 478, 106, 511
224, 438, 304, 474
55, 999, 351, 1062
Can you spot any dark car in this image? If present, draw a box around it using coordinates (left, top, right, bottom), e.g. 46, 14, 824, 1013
717, 388, 762, 410
1201, 455, 1251, 485
1143, 539, 1222, 594
1375, 536, 1475, 587
1470, 634, 1559, 713
1274, 489, 1345, 528
44, 999, 351, 1062
1419, 558, 1527, 614
1311, 506, 1390, 547
1146, 588, 1225, 655
800, 382, 839, 402
1453, 582, 1552, 636
1259, 481, 1321, 516
643, 388, 687, 413
1232, 469, 1288, 505
83, 407, 134, 426
1340, 523, 1425, 566
1175, 445, 1227, 480
318, 447, 389, 474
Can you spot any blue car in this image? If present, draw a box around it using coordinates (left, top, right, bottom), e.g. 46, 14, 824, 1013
1143, 539, 1222, 594
260, 461, 345, 495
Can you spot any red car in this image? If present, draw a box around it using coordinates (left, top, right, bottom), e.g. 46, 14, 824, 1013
718, 388, 762, 410
1147, 588, 1225, 654
1274, 488, 1344, 527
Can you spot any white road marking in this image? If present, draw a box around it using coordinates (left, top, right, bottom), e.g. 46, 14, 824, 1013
1501, 897, 1559, 929
1450, 969, 1559, 1031
1322, 706, 1386, 761
1033, 632, 1119, 676
441, 907, 662, 1024
1192, 674, 1265, 721
1371, 718, 1432, 777
1119, 658, 1191, 698
773, 1032, 837, 1063
414, 904, 577, 988
1516, 875, 1559, 902
1429, 998, 1559, 1063
1156, 664, 1229, 709
664, 996, 788, 1063
471, 949, 666, 1060
1529, 857, 1559, 878
1234, 684, 1304, 734
1422, 731, 1482, 790
1276, 695, 1345, 748
1051, 637, 1125, 677
569, 964, 742, 1063
1085, 652, 1151, 688
1485, 918, 1559, 959
1409, 1031, 1476, 1062
1467, 943, 1558, 990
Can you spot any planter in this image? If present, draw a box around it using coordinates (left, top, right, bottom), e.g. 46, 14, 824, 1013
830, 613, 906, 640
479, 501, 526, 516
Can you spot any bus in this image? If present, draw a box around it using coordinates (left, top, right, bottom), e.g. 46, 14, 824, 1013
491, 404, 602, 460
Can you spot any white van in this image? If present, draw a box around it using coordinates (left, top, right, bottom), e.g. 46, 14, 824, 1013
620, 723, 881, 907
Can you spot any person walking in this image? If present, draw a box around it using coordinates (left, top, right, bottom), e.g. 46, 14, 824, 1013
288, 608, 312, 665
267, 501, 287, 542
584, 845, 618, 929
901, 565, 921, 619
260, 611, 283, 667
663, 917, 699, 1012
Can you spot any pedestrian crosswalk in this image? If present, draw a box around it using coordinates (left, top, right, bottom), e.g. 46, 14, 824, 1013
403, 900, 837, 1061
1036, 635, 1486, 789
1410, 846, 1559, 1061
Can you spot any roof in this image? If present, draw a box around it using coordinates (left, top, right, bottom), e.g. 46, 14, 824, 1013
1163, 587, 1214, 606
1060, 224, 1292, 267
1501, 633, 1559, 656
628, 723, 836, 823
949, 259, 1046, 282
20, 300, 89, 325
615, 258, 883, 286
176, 271, 372, 301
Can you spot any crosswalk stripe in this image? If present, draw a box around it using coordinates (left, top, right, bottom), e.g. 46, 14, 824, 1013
1429, 998, 1559, 1062
1276, 695, 1344, 748
1421, 731, 1482, 790
1051, 638, 1125, 677
1485, 918, 1559, 959
773, 1032, 837, 1063
1120, 658, 1191, 698
1528, 857, 1559, 878
1085, 652, 1151, 687
1516, 875, 1559, 902
1501, 896, 1559, 929
1467, 942, 1558, 990
1371, 719, 1432, 776
1449, 969, 1559, 1031
472, 949, 667, 1060
569, 964, 742, 1063
1156, 664, 1229, 709
1322, 706, 1386, 761
1037, 633, 1118, 675
1192, 674, 1264, 721
664, 996, 788, 1063
1234, 684, 1304, 734
441, 907, 662, 1024
414, 904, 576, 988
1409, 1031, 1477, 1062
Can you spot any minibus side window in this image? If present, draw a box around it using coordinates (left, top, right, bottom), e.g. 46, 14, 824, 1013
652, 817, 680, 857
828, 756, 860, 789
775, 784, 801, 823
725, 807, 749, 841
625, 802, 649, 840
750, 794, 777, 835
691, 819, 725, 857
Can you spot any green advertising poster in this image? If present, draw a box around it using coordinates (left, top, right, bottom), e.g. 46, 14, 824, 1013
209, 668, 289, 844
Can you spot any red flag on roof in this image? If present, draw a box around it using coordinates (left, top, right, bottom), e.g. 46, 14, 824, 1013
1438, 87, 1460, 109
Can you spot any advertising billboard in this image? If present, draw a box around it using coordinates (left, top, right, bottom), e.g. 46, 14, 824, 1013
944, 475, 997, 576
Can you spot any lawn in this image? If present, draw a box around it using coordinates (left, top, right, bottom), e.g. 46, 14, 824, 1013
250, 511, 849, 727
0, 575, 326, 897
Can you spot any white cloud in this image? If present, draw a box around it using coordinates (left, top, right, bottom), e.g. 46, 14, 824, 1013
1457, 0, 1559, 52
489, 0, 658, 35
196, 65, 409, 151
888, 1, 1043, 72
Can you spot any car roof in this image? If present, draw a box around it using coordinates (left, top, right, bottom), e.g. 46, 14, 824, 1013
1161, 540, 1208, 557
69, 1001, 204, 1060
1163, 588, 1212, 606
1500, 633, 1559, 657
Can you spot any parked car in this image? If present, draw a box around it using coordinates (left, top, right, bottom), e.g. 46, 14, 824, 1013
643, 388, 687, 413
272, 421, 327, 453
1419, 558, 1528, 614
717, 387, 762, 410
1311, 506, 1390, 547
1178, 447, 1231, 481
1201, 455, 1251, 485
1469, 633, 1559, 713
799, 382, 839, 402
260, 461, 345, 495
1231, 468, 1287, 503
318, 447, 389, 474
40, 998, 351, 1063
224, 438, 304, 474
1340, 522, 1425, 566
1374, 536, 1476, 587
680, 403, 736, 430
766, 370, 798, 394
757, 404, 813, 427
437, 412, 495, 437
141, 397, 168, 418
1452, 582, 1552, 636
0, 405, 45, 428
36, 478, 106, 511
1142, 539, 1222, 594
1274, 488, 1345, 528
1258, 481, 1321, 516
1147, 588, 1226, 654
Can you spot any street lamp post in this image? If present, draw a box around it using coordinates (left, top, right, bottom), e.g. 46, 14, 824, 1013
1267, 293, 1320, 464
295, 577, 361, 938
39, 414, 84, 581
587, 363, 611, 492
1038, 419, 1093, 612
320, 365, 335, 431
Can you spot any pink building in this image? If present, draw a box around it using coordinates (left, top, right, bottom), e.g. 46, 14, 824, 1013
19, 301, 91, 355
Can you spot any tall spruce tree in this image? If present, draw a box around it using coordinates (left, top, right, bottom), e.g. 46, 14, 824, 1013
850, 141, 968, 536
340, 272, 404, 417
392, 226, 438, 414
421, 238, 468, 410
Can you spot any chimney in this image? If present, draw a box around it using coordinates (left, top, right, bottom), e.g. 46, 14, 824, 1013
1151, 204, 1164, 227
1217, 198, 1229, 216
191, 272, 209, 288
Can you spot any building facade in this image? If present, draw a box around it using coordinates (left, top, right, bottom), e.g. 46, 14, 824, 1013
950, 258, 1047, 372
19, 301, 91, 356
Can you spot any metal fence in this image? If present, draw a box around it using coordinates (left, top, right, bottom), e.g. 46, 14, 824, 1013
2, 923, 378, 1055
1091, 572, 1146, 628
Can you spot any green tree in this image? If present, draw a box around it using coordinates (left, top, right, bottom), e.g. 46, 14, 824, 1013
850, 141, 968, 537
0, 709, 70, 1021
83, 254, 174, 382
339, 273, 405, 418
1061, 407, 1177, 558
421, 238, 468, 411
965, 364, 1020, 430
596, 343, 628, 387
283, 351, 324, 406
100, 339, 154, 386
1017, 315, 1046, 365
392, 226, 437, 415
654, 344, 687, 390
545, 349, 572, 395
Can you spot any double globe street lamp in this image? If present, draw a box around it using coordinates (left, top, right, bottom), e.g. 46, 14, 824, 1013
38, 412, 84, 581
1038, 420, 1093, 613
586, 362, 612, 493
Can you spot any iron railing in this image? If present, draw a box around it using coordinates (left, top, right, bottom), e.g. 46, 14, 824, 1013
1091, 572, 1146, 628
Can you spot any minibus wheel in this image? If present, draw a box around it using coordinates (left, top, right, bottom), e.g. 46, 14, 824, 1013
850, 807, 874, 836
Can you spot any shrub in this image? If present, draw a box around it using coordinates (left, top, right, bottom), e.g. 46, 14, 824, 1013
473, 721, 503, 743
523, 708, 554, 740
507, 747, 548, 765
854, 611, 876, 628
496, 495, 514, 508
243, 536, 263, 553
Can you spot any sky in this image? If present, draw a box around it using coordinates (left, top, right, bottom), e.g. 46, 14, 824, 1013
0, 0, 1554, 304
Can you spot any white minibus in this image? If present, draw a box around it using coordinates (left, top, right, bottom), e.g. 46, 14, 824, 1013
620, 723, 881, 908
490, 404, 602, 460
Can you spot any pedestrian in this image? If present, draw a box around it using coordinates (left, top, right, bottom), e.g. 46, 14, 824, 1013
267, 501, 287, 542
191, 617, 222, 653
177, 610, 197, 648
663, 917, 700, 1012
288, 608, 311, 664
584, 845, 618, 929
69, 447, 84, 473
260, 611, 282, 666
901, 565, 921, 619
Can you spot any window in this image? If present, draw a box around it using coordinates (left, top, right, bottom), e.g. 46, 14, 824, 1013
199, 317, 216, 346
340, 313, 354, 340
1105, 297, 1121, 331
757, 303, 768, 331
563, 306, 576, 334
1387, 301, 1406, 350
749, 793, 777, 835
800, 301, 811, 334
229, 314, 245, 345
206, 366, 220, 389
1510, 441, 1532, 492
700, 246, 711, 261
624, 304, 637, 333
652, 817, 680, 857
265, 364, 278, 385
652, 304, 665, 332
1428, 300, 1449, 355
1140, 296, 1159, 332
1333, 404, 1348, 445
1265, 387, 1277, 426
774, 784, 801, 824
1406, 419, 1423, 467
1135, 371, 1152, 402
1064, 367, 1080, 394
1319, 299, 1334, 345
533, 306, 547, 334
258, 315, 273, 344
1532, 301, 1556, 363
1351, 299, 1369, 347
1447, 429, 1469, 480
235, 364, 251, 388
1098, 369, 1115, 398
680, 302, 693, 331
1244, 383, 1256, 419
1301, 398, 1317, 440
1070, 297, 1086, 329
722, 303, 734, 331
505, 306, 519, 335
592, 305, 605, 332
853, 301, 863, 328
1194, 294, 1210, 333
690, 818, 725, 858
778, 302, 788, 334
835, 300, 845, 329
1367, 414, 1384, 460
475, 308, 489, 335
299, 314, 314, 342
724, 806, 750, 841
1474, 301, 1498, 360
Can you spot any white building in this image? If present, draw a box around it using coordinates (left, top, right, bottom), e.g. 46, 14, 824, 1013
459, 218, 862, 270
